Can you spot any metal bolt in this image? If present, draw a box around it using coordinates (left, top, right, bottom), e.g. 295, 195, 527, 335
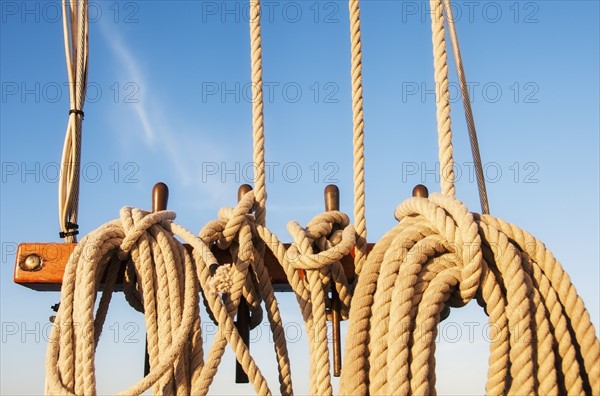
20, 254, 43, 271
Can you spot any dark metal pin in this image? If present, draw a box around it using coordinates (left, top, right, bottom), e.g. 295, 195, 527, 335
412, 184, 429, 198
235, 184, 252, 384
324, 184, 342, 377
145, 182, 169, 377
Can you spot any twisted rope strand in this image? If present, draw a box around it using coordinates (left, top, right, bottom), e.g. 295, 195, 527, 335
441, 0, 489, 213
349, 0, 368, 276
249, 0, 266, 227
429, 0, 455, 197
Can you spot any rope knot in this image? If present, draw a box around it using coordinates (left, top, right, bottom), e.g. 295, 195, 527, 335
199, 190, 264, 329
215, 191, 255, 249
394, 193, 483, 306
208, 264, 234, 294
286, 211, 355, 271
117, 207, 177, 261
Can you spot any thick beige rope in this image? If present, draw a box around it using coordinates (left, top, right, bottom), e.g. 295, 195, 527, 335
339, 1, 599, 392
58, 0, 89, 242
46, 198, 600, 395
195, 191, 293, 396
45, 201, 298, 395
339, 193, 600, 395
286, 212, 355, 395
46, 209, 201, 395
249, 0, 267, 227
249, 213, 353, 396
348, 0, 368, 276
429, 0, 455, 197
339, 0, 599, 392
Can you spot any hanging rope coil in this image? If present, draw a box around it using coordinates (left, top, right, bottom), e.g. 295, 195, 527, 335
339, 2, 600, 391
340, 193, 600, 395
45, 201, 296, 396
286, 212, 355, 395
46, 208, 201, 395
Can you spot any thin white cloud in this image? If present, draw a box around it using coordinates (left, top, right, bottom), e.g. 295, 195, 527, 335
97, 21, 230, 200
99, 25, 155, 147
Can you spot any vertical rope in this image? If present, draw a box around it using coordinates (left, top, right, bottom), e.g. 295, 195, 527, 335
58, 0, 88, 242
441, 0, 490, 214
348, 0, 367, 276
429, 0, 455, 197
249, 0, 266, 227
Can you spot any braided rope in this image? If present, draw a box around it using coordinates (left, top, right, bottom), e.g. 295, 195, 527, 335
46, 209, 200, 395
197, 191, 293, 395
45, 0, 600, 395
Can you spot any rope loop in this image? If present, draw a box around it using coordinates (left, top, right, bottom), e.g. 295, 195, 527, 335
282, 211, 355, 395
394, 194, 483, 305
286, 213, 355, 271
46, 208, 201, 396
118, 207, 176, 260
340, 193, 600, 395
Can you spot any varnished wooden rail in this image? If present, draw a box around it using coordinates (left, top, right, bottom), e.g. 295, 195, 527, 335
13, 241, 368, 292
13, 183, 430, 292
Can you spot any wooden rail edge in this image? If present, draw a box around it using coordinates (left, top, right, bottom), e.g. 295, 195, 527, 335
14, 242, 373, 292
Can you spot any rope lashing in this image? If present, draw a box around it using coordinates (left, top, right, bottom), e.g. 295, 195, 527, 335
340, 192, 600, 395
196, 190, 293, 395
58, 0, 89, 242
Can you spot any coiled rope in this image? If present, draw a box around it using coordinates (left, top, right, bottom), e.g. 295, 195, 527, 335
339, 192, 600, 394
47, 209, 202, 395
285, 211, 355, 395
46, 200, 290, 395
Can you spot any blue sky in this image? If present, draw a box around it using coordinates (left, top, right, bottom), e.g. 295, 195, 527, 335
1, 0, 598, 394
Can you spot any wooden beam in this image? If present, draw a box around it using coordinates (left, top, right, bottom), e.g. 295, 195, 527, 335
14, 242, 370, 292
